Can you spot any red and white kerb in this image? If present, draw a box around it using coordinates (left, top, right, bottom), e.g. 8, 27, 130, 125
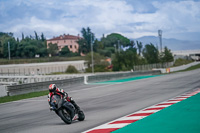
82, 89, 200, 133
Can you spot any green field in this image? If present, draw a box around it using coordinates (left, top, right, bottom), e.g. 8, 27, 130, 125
0, 90, 48, 103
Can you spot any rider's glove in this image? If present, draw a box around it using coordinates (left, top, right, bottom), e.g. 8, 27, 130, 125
64, 92, 68, 99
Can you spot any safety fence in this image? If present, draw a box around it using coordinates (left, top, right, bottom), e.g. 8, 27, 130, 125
0, 60, 86, 76
133, 62, 174, 71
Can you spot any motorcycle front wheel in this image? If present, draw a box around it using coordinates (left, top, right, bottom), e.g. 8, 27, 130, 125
58, 109, 72, 124
78, 110, 85, 121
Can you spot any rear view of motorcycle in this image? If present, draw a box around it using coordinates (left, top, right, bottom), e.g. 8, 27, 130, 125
49, 95, 85, 124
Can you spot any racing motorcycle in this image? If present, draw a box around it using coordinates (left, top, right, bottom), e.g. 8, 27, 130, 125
50, 95, 85, 124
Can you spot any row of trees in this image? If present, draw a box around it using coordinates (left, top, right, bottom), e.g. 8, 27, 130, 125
77, 27, 173, 71
0, 31, 77, 58
0, 32, 48, 58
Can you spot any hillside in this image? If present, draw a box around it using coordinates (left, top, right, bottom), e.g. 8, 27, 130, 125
134, 36, 200, 51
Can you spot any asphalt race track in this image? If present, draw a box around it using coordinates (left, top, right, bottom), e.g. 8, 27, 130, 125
0, 69, 200, 133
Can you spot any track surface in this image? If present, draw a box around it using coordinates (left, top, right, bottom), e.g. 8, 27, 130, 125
0, 69, 200, 133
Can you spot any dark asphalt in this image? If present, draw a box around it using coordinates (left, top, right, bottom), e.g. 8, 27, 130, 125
0, 69, 199, 133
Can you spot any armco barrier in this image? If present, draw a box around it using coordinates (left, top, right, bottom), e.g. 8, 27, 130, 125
87, 70, 161, 83
7, 77, 84, 96
5, 70, 160, 96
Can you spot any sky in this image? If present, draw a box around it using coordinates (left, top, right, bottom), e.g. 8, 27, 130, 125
0, 0, 200, 41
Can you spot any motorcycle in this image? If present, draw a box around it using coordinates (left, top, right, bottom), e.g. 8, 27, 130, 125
50, 95, 85, 124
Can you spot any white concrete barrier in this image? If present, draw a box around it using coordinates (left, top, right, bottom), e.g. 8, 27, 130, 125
0, 85, 7, 97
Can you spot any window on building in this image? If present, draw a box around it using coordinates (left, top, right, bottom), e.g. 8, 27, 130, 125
64, 40, 66, 43
75, 45, 77, 49
70, 45, 72, 48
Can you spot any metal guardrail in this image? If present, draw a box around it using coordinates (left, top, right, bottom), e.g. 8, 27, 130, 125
7, 77, 84, 96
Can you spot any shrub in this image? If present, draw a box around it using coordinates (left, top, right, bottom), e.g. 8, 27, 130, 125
174, 58, 193, 66
65, 65, 79, 73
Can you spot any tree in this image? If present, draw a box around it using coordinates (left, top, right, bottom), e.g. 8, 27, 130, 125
77, 38, 88, 54
112, 52, 125, 71
85, 52, 109, 72
60, 46, 71, 56
124, 48, 138, 69
34, 31, 39, 40
136, 41, 143, 56
48, 43, 58, 56
81, 27, 95, 45
0, 32, 18, 58
41, 33, 45, 41
112, 47, 138, 71
24, 45, 37, 58
78, 27, 95, 54
161, 46, 174, 62
142, 43, 159, 64
22, 33, 24, 40
102, 33, 131, 48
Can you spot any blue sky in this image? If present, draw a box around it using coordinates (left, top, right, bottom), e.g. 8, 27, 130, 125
0, 0, 200, 41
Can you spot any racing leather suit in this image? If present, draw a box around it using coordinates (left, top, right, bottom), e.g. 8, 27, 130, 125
48, 88, 80, 111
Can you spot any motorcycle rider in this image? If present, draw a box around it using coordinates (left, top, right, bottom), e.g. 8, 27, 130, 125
48, 84, 80, 112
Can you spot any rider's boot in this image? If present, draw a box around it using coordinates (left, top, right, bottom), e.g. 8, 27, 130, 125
71, 100, 81, 112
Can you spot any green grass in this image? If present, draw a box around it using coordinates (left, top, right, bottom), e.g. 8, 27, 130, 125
0, 56, 85, 65
173, 63, 200, 73
181, 63, 200, 71
0, 90, 48, 104
173, 58, 193, 66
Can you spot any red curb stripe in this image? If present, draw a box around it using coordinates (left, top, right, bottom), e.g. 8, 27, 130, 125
109, 120, 138, 124
176, 97, 190, 99
128, 113, 153, 117
181, 95, 194, 96
156, 103, 175, 106
167, 99, 183, 102
144, 107, 165, 110
86, 128, 119, 133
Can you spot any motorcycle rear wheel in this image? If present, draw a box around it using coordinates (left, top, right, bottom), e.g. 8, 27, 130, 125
58, 109, 72, 124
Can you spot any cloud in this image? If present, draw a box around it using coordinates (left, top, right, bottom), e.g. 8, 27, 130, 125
0, 0, 199, 41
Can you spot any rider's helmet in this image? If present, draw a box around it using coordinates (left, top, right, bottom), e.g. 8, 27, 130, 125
49, 84, 57, 92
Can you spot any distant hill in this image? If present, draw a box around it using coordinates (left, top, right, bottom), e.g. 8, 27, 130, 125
133, 36, 200, 51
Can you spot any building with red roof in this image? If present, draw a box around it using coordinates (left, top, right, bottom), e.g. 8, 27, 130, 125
47, 34, 81, 53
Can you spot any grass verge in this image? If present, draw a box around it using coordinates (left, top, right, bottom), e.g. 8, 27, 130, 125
172, 63, 200, 73
0, 90, 48, 104
179, 63, 200, 71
